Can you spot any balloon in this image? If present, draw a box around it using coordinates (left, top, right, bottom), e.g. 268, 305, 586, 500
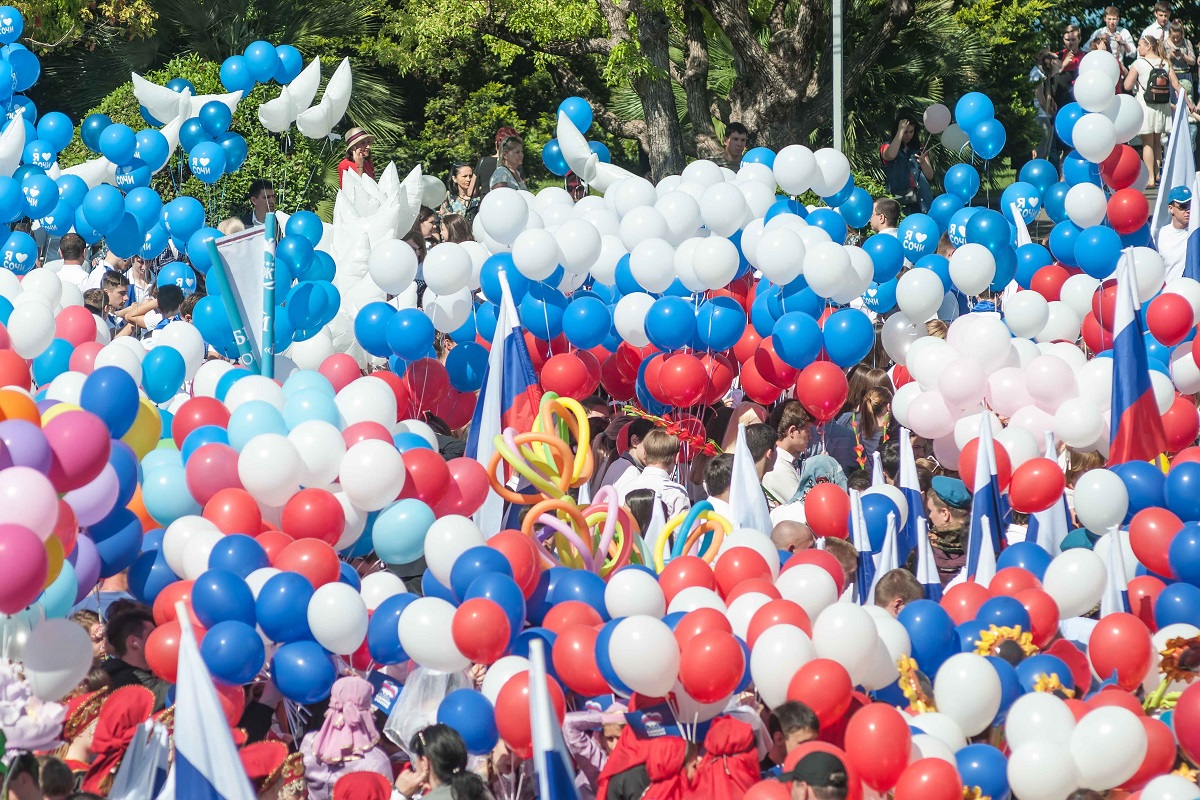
787, 658, 852, 729
1087, 612, 1153, 692
845, 703, 912, 790
201, 619, 266, 685
437, 689, 499, 756
679, 629, 743, 704
933, 653, 1002, 736
271, 640, 336, 703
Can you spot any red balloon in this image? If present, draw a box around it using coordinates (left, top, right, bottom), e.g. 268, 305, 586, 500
69, 340, 103, 375
957, 437, 1012, 492
1128, 575, 1166, 631
1087, 686, 1145, 717
434, 387, 476, 430
274, 539, 340, 588
713, 547, 771, 599
894, 758, 962, 800
1092, 280, 1118, 330
743, 781, 790, 800
678, 630, 744, 703
342, 421, 393, 447
1129, 507, 1182, 578
1171, 684, 1200, 765
599, 355, 636, 401
542, 601, 603, 635
738, 356, 783, 405
318, 354, 362, 393
804, 483, 850, 539
1162, 394, 1199, 455
787, 658, 852, 729
152, 580, 195, 626
1014, 588, 1060, 648
844, 703, 912, 791
369, 372, 413, 421
55, 306, 97, 348
204, 487, 262, 535
542, 353, 598, 399
398, 448, 451, 507
658, 555, 716, 605
1088, 612, 1153, 691
642, 353, 667, 403
891, 365, 914, 388
940, 581, 992, 625
280, 488, 345, 545
146, 620, 207, 684
495, 670, 565, 759
615, 342, 650, 380
783, 549, 846, 594
724, 577, 782, 605
674, 608, 733, 652
525, 333, 571, 372
404, 358, 450, 412
550, 624, 610, 697
1174, 446, 1200, 466
1122, 717, 1177, 791
1108, 188, 1150, 235
732, 327, 762, 364
433, 457, 490, 517
1148, 293, 1194, 347
700, 353, 736, 406
753, 339, 799, 388
709, 273, 755, 313
172, 397, 231, 444
451, 598, 511, 665
0, 349, 29, 391
990, 567, 1041, 597
256, 530, 295, 565
659, 353, 707, 407
214, 681, 244, 726
1008, 457, 1066, 513
1101, 145, 1141, 190
51, 498, 78, 556
1064, 697, 1090, 722
487, 530, 543, 598
1081, 311, 1115, 353
1030, 264, 1069, 301
746, 599, 812, 648
794, 362, 849, 423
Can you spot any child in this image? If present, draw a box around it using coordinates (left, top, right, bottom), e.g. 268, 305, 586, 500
144, 284, 184, 349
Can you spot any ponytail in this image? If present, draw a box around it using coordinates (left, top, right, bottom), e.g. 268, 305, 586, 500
449, 770, 492, 800
411, 724, 493, 800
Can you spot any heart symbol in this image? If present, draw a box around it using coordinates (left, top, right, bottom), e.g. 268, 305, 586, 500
15, 253, 27, 263
914, 232, 928, 243
867, 287, 878, 297
1029, 198, 1040, 208
198, 157, 210, 167
43, 216, 53, 225
2, 19, 12, 26
27, 188, 37, 197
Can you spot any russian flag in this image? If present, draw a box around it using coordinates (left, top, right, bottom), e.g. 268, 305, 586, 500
527, 639, 581, 800
914, 517, 943, 601
966, 416, 1004, 584
897, 427, 923, 563
1099, 527, 1131, 617
729, 424, 772, 534
850, 490, 876, 603
1110, 248, 1167, 464
466, 270, 544, 536
866, 512, 899, 605
1026, 432, 1071, 556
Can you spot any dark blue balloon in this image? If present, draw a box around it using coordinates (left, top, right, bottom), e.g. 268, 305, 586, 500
511, 628, 558, 680
986, 655, 1023, 723
354, 301, 396, 358
445, 342, 488, 392
127, 548, 179, 605
548, 569, 608, 619
562, 297, 612, 350
897, 213, 940, 261
852, 493, 900, 552
338, 561, 361, 591
1042, 182, 1071, 224
201, 620, 266, 685
450, 546, 514, 602
1048, 221, 1082, 267
1120, 223, 1152, 249
1114, 460, 1166, 518
208, 534, 269, 579
594, 619, 634, 696
821, 176, 855, 207
1168, 523, 1200, 588
1156, 583, 1200, 628
765, 198, 807, 222
527, 567, 568, 625
1062, 150, 1101, 187
956, 620, 983, 652
839, 188, 873, 228
465, 573, 526, 637
862, 232, 905, 282
751, 286, 781, 337
256, 572, 315, 643
1055, 103, 1084, 148
88, 508, 142, 578
898, 600, 957, 676
386, 308, 434, 361
644, 296, 696, 351
928, 194, 965, 233
860, 279, 898, 314
955, 744, 1009, 800
990, 246, 1017, 293
995, 541, 1051, 579
944, 164, 981, 202
80, 365, 140, 438
772, 312, 822, 369
807, 208, 847, 244
368, 593, 418, 664
519, 282, 568, 341
192, 568, 256, 628
108, 441, 139, 508
822, 308, 873, 368
1014, 243, 1053, 288
438, 688, 499, 755
272, 640, 336, 704
695, 297, 746, 352
480, 254, 529, 305
1073, 226, 1122, 279
976, 595, 1031, 630
422, 570, 458, 604
1166, 462, 1200, 521
965, 208, 1009, 252
1016, 653, 1074, 692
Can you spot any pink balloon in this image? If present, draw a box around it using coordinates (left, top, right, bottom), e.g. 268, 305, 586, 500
0, 524, 48, 613
907, 391, 955, 439
44, 411, 111, 492
0, 465, 60, 540
985, 367, 1034, 418
185, 443, 243, 505
318, 354, 362, 393
69, 341, 104, 375
55, 306, 98, 348
63, 463, 119, 526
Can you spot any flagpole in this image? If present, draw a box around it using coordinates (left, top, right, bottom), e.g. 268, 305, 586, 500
205, 241, 258, 371
262, 212, 277, 379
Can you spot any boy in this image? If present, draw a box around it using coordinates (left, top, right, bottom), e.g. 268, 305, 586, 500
616, 428, 691, 518
144, 284, 184, 349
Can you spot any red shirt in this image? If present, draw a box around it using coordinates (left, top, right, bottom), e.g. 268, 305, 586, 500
338, 158, 375, 187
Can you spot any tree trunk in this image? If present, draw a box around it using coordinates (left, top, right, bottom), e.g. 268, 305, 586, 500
630, 4, 687, 179
682, 0, 722, 160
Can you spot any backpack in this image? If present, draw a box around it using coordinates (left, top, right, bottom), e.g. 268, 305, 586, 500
1145, 60, 1172, 104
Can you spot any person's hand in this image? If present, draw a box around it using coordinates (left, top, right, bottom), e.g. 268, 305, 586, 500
468, 662, 487, 688
395, 761, 429, 797
352, 147, 368, 168
896, 119, 911, 136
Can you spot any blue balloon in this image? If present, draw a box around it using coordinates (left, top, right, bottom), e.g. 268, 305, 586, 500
198, 100, 232, 136
821, 176, 855, 207
126, 548, 179, 605
1019, 159, 1058, 195
1156, 582, 1200, 628
162, 196, 205, 240
99, 123, 137, 166
856, 493, 900, 552
1055, 103, 1085, 148
275, 45, 304, 84
976, 595, 1031, 630
0, 231, 31, 275
1043, 182, 1071, 223
559, 96, 593, 132
990, 245, 1017, 293
806, 207, 847, 244
135, 129, 169, 171
465, 573, 527, 637
438, 689, 499, 755
217, 131, 248, 172
837, 188, 873, 229
202, 619, 266, 685
594, 618, 634, 696
19, 172, 55, 220
526, 568, 567, 625
1114, 460, 1166, 518
191, 296, 236, 357
113, 158, 151, 192
157, 261, 198, 296
367, 593, 417, 664
207, 534, 269, 579
22, 139, 53, 170
338, 560, 361, 591
548, 569, 608, 618
31, 338, 71, 386
192, 568, 256, 627
741, 147, 775, 168
995, 541, 1051, 579
956, 620, 983, 652
220, 55, 255, 93
955, 92, 995, 132
82, 184, 125, 234
0, 9, 23, 44
897, 213, 940, 260
188, 141, 226, 185
446, 342, 488, 392
634, 357, 670, 417
765, 198, 807, 223
771, 312, 822, 369
185, 419, 239, 461
1168, 522, 1200, 587
947, 207, 981, 248
422, 570, 458, 604
243, 39, 278, 82
451, 546, 515, 602
944, 163, 981, 202
124, 186, 162, 232
285, 210, 323, 247
588, 141, 611, 163
955, 744, 1008, 800
862, 232, 904, 282
1120, 223, 1152, 248
964, 208, 1010, 252
166, 78, 196, 94
80, 366, 140, 437
1062, 150, 1101, 187
88, 508, 143, 578
141, 346, 186, 404
1014, 243, 1052, 288
986, 655, 1022, 723
898, 600, 957, 676
1073, 225, 1122, 279
969, 119, 1006, 160
41, 561, 78, 619
257, 572, 316, 643
644, 296, 696, 351
0, 176, 18, 223
999, 181, 1040, 224
519, 282, 568, 341
1165, 462, 1200, 521
541, 139, 570, 177
563, 296, 612, 349
692, 297, 744, 351
373, 499, 436, 565
7, 47, 39, 92
480, 254, 529, 304
107, 441, 139, 508
928, 194, 965, 233
272, 640, 335, 703
179, 118, 208, 153
1048, 221, 1081, 267
822, 308, 873, 368
860, 279, 898, 314
386, 308, 435, 361
283, 388, 339, 428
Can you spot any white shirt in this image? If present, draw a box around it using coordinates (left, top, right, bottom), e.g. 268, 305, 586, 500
1157, 223, 1190, 282
706, 496, 734, 523
82, 265, 110, 292
1142, 21, 1166, 42
763, 447, 801, 506
1086, 26, 1136, 58
611, 460, 644, 500
618, 465, 691, 519
57, 262, 90, 290
770, 500, 807, 526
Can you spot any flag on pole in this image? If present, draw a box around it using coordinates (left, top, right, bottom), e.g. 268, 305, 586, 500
1109, 249, 1167, 463
966, 416, 1005, 580
167, 604, 256, 800
1099, 527, 1131, 617
1183, 174, 1200, 281
867, 512, 899, 605
108, 721, 170, 800
1026, 432, 1071, 556
897, 427, 922, 563
850, 490, 875, 603
527, 639, 581, 800
1151, 86, 1196, 239
914, 516, 943, 601
871, 452, 885, 487
466, 270, 543, 537
729, 424, 772, 534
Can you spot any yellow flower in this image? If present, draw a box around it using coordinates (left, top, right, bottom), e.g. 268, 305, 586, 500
1172, 762, 1198, 783
974, 625, 1038, 658
1033, 672, 1075, 698
963, 787, 990, 800
898, 655, 936, 714
1160, 636, 1200, 685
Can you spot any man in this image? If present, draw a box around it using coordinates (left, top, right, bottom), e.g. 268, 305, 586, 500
617, 429, 691, 518
600, 418, 655, 489
143, 284, 185, 349
764, 401, 814, 505
1086, 6, 1136, 59
763, 702, 820, 777
5, 753, 43, 800
713, 122, 749, 170
1157, 185, 1192, 281
702, 452, 735, 521
52, 232, 89, 290
869, 197, 900, 236
102, 605, 170, 710
240, 179, 276, 228
779, 750, 850, 800
82, 249, 127, 292
925, 476, 971, 588
1142, 1, 1171, 43
771, 520, 815, 554
873, 568, 924, 617
746, 422, 779, 481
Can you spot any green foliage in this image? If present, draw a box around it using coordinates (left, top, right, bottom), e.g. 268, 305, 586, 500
58, 54, 334, 223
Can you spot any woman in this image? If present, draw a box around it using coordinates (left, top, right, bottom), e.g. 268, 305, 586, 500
1125, 35, 1187, 188
1168, 22, 1196, 100
1033, 51, 1062, 160
396, 724, 492, 800
339, 127, 376, 187
301, 676, 393, 800
441, 164, 478, 218
880, 114, 934, 214
835, 385, 894, 471
439, 213, 473, 244
489, 136, 527, 191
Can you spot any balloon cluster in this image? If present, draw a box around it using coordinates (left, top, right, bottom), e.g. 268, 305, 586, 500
541, 97, 610, 176
934, 92, 1008, 161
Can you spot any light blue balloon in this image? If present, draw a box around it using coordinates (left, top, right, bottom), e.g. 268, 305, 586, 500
283, 388, 340, 429
141, 448, 183, 473
373, 499, 436, 565
141, 463, 201, 525
227, 400, 288, 450
283, 370, 336, 399
40, 560, 77, 619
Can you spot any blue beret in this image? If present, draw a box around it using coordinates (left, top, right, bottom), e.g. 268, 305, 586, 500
931, 476, 970, 510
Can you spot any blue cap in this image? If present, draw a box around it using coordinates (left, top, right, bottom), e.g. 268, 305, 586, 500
1168, 186, 1192, 206
931, 476, 970, 510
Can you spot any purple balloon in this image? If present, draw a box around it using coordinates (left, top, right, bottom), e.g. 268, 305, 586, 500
0, 420, 49, 473
64, 463, 119, 526
73, 535, 102, 605
35, 399, 59, 414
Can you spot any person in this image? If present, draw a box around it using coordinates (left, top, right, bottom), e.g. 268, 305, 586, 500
100, 272, 136, 338
1142, 0, 1171, 43
1090, 30, 1130, 85
53, 233, 89, 290
763, 400, 814, 506
835, 386, 892, 472
599, 418, 655, 489
869, 197, 900, 236
925, 476, 971, 587
339, 127, 376, 186
779, 750, 850, 800
1032, 50, 1062, 160
1157, 186, 1193, 281
81, 685, 157, 794
616, 429, 691, 519
1086, 6, 1136, 59
771, 520, 815, 554
1125, 35, 1188, 187
873, 568, 924, 617
300, 675, 393, 800
746, 421, 779, 481
566, 172, 588, 202
622, 488, 662, 536
218, 216, 245, 236
702, 452, 735, 520
713, 122, 749, 170
763, 702, 820, 777
880, 114, 933, 214
69, 609, 106, 665
440, 163, 478, 217
416, 206, 440, 251
6, 752, 42, 800
489, 136, 527, 191
823, 537, 858, 593
396, 724, 492, 800
38, 756, 73, 800
1060, 24, 1085, 78
563, 702, 627, 799
241, 742, 307, 799
101, 606, 170, 710
1167, 22, 1196, 99
143, 284, 184, 349
239, 179, 276, 228
475, 126, 519, 199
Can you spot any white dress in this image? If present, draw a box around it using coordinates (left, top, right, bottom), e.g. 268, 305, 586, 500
1133, 56, 1172, 135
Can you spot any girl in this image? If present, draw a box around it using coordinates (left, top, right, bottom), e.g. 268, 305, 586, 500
1125, 35, 1189, 187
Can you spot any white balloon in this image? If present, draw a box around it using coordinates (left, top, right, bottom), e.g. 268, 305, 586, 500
423, 242, 472, 295
1004, 291, 1049, 338
368, 239, 418, 294
590, 235, 626, 285
246, 567, 281, 598
1055, 397, 1105, 448
225, 375, 285, 411
156, 322, 205, 380
692, 236, 740, 289
667, 586, 726, 615
607, 616, 680, 697
1164, 277, 1200, 321
1133, 247, 1167, 302
812, 148, 851, 197
832, 247, 874, 305
339, 440, 405, 511
1059, 274, 1102, 320
478, 188, 529, 244
605, 568, 666, 618
613, 292, 653, 347
1043, 548, 1107, 617
773, 145, 817, 195
1079, 49, 1121, 84
1073, 113, 1118, 163
933, 653, 1002, 736
699, 182, 749, 237
911, 734, 957, 764
1102, 94, 1144, 143
1070, 707, 1147, 790
182, 528, 224, 580
21, 269, 61, 306
1065, 183, 1108, 229
554, 219, 602, 274
629, 238, 677, 293
1035, 301, 1082, 343
193, 359, 233, 398
923, 104, 952, 134
308, 582, 368, 655
423, 288, 473, 333
1008, 743, 1081, 800
910, 712, 968, 752
750, 624, 816, 709
336, 377, 396, 428
481, 655, 531, 704
1073, 467, 1128, 532
718, 528, 781, 579
906, 336, 954, 388
938, 359, 987, 409
288, 420, 345, 487
941, 123, 970, 153
775, 563, 838, 620
994, 426, 1038, 467
727, 592, 772, 640
163, 516, 220, 577
360, 570, 408, 612
239, 433, 302, 507
7, 303, 53, 358
512, 229, 563, 281
22, 618, 93, 700
398, 597, 470, 672
1006, 692, 1077, 750
896, 268, 944, 321
46, 372, 85, 406
424, 515, 486, 585
948, 243, 996, 295
812, 603, 878, 681
804, 241, 852, 298
755, 228, 805, 285
618, 206, 669, 250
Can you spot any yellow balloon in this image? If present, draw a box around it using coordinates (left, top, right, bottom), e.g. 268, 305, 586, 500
121, 397, 163, 460
40, 402, 82, 426
43, 535, 64, 589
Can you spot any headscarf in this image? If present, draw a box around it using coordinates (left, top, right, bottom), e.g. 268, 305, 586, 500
310, 676, 380, 765
81, 685, 155, 794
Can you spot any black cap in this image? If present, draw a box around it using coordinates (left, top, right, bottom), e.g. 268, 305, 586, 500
779, 751, 849, 789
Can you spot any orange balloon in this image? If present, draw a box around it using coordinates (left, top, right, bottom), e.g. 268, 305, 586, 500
127, 485, 157, 533
274, 539, 340, 588
0, 389, 37, 424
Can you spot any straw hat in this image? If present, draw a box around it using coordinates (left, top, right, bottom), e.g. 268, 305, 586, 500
344, 127, 375, 152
